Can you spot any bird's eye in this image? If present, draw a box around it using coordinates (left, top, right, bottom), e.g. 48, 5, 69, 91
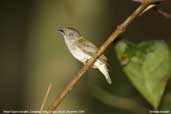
69, 33, 73, 36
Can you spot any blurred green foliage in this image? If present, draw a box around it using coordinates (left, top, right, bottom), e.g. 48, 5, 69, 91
115, 40, 171, 108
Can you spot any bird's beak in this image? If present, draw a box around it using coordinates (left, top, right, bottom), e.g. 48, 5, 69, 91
58, 29, 64, 34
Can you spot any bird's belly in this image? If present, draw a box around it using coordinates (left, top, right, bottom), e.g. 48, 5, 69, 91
68, 45, 91, 63
65, 42, 104, 66
68, 46, 104, 68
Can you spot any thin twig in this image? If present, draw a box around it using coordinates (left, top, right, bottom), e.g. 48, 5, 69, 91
132, 0, 171, 18
156, 8, 171, 18
47, 0, 166, 113
39, 83, 52, 114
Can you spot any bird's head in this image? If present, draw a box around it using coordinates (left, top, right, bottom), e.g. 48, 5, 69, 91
58, 27, 81, 40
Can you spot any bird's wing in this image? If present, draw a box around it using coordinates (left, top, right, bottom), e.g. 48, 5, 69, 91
75, 37, 108, 62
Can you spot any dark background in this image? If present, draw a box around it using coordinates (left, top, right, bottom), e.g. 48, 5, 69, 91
0, 0, 171, 114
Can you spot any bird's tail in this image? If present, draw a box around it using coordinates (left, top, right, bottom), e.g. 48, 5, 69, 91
97, 63, 112, 84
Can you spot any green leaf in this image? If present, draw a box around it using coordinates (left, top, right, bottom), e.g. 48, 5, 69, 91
114, 40, 171, 109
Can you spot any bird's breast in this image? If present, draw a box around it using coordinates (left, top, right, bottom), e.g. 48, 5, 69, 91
65, 40, 91, 63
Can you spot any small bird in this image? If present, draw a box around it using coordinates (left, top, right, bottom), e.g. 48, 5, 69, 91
58, 27, 112, 84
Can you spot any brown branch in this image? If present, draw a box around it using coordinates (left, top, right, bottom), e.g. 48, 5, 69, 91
47, 0, 164, 113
